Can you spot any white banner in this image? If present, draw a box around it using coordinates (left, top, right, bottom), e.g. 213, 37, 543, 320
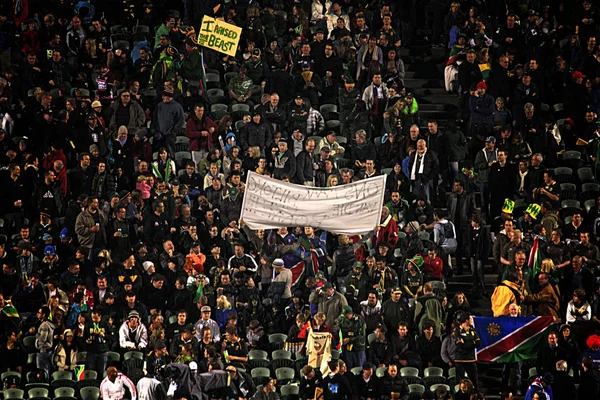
240, 172, 386, 234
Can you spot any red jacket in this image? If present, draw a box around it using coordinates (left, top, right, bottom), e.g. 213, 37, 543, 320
43, 149, 67, 171
423, 256, 443, 280
186, 115, 217, 151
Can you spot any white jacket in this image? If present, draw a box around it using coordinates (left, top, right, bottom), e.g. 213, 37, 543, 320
100, 373, 137, 400
311, 0, 332, 23
118, 321, 148, 350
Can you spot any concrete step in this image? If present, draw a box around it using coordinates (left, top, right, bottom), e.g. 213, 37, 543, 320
413, 88, 451, 97
404, 78, 445, 89
419, 103, 456, 112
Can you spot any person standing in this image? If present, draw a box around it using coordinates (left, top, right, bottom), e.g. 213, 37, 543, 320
74, 196, 107, 259
35, 306, 56, 377
151, 87, 184, 158
338, 306, 366, 369
474, 136, 498, 218
447, 180, 476, 276
453, 312, 480, 391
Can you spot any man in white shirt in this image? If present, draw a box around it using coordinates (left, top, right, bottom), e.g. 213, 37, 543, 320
100, 366, 137, 400
194, 305, 221, 342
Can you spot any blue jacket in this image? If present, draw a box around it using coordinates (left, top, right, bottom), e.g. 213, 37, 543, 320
524, 378, 553, 400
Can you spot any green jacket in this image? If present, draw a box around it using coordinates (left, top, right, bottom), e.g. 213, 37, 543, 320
155, 24, 169, 48
413, 293, 443, 337
180, 48, 202, 81
339, 313, 366, 351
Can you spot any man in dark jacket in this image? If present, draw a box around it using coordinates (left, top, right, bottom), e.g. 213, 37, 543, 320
454, 311, 481, 390
144, 200, 171, 250
296, 139, 317, 185
408, 139, 439, 202
380, 363, 409, 400
578, 356, 600, 399
354, 362, 380, 400
536, 332, 568, 377
240, 112, 272, 154
458, 50, 483, 95
323, 360, 352, 400
273, 141, 296, 180
300, 365, 324, 400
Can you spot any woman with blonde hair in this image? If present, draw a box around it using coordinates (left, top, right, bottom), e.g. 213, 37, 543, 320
540, 258, 560, 285
326, 175, 339, 187
215, 295, 236, 328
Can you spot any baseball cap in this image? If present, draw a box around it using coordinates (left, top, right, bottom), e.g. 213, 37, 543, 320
91, 100, 102, 108
201, 306, 211, 312
321, 282, 333, 290
485, 136, 496, 143
341, 305, 353, 316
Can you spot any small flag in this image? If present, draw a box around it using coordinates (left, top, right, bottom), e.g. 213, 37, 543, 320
199, 49, 207, 97
1, 303, 19, 318
194, 278, 204, 303
75, 365, 85, 381
529, 236, 542, 277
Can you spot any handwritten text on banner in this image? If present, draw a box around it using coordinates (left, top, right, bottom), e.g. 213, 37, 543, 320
197, 16, 242, 57
240, 172, 386, 234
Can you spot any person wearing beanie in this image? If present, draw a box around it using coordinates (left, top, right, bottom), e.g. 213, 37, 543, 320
118, 309, 148, 350
468, 80, 495, 136
111, 123, 136, 178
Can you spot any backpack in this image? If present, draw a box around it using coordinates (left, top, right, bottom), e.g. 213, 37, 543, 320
442, 221, 455, 241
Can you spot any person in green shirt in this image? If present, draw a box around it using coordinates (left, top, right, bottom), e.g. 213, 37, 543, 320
228, 68, 254, 106
338, 305, 366, 369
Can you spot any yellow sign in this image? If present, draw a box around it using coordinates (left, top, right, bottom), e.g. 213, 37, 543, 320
197, 16, 241, 57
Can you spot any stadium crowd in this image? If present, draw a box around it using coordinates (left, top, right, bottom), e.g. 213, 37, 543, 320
3, 0, 600, 399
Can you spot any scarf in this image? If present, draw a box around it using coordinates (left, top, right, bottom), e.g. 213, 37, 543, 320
361, 45, 379, 67
411, 151, 426, 180
519, 170, 528, 191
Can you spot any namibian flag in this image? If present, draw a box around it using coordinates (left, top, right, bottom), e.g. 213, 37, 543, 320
473, 316, 554, 363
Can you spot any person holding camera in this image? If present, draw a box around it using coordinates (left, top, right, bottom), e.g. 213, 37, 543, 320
453, 312, 480, 391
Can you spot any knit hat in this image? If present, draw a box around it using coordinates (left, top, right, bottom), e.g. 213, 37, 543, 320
128, 310, 140, 319
273, 258, 285, 269
89, 144, 99, 153
142, 261, 154, 271
502, 198, 515, 214
44, 245, 55, 256
525, 203, 541, 219
59, 228, 70, 239
476, 81, 487, 90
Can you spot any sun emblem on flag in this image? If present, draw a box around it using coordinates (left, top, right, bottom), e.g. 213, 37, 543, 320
487, 323, 502, 336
